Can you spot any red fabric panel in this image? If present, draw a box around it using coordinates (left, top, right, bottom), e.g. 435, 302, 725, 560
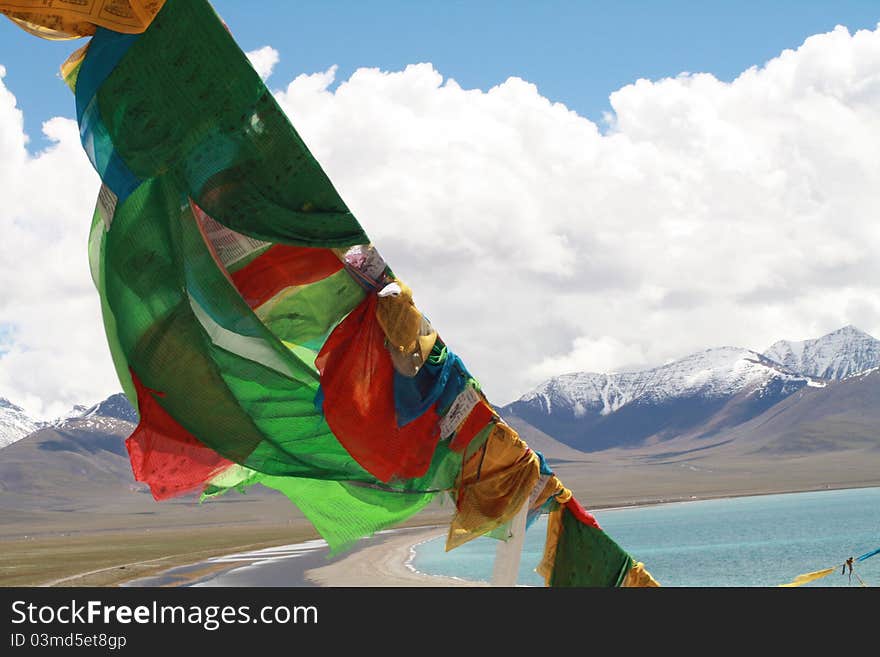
231, 244, 343, 308
126, 370, 234, 501
317, 294, 440, 482
448, 400, 495, 453
565, 495, 602, 530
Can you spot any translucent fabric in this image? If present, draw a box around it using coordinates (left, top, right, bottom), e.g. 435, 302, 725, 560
2, 0, 660, 584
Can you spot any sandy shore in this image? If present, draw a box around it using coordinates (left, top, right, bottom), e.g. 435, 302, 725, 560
303, 526, 488, 587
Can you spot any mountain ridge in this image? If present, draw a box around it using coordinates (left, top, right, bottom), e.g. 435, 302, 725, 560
0, 393, 139, 451
504, 325, 880, 452
0, 398, 42, 449
763, 325, 880, 381
3, 325, 878, 456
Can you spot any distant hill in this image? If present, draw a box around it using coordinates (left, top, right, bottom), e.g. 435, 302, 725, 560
0, 392, 138, 451
0, 406, 142, 507
705, 367, 880, 457
0, 393, 302, 539
496, 413, 593, 465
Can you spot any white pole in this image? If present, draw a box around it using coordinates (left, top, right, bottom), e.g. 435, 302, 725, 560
491, 500, 529, 586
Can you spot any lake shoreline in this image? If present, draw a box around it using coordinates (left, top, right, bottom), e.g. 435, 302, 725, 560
299, 483, 873, 587
121, 483, 872, 588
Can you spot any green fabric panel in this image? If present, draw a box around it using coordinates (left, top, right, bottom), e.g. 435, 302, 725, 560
210, 346, 373, 481
201, 464, 264, 500
200, 408, 461, 499
87, 205, 103, 289
88, 204, 138, 409
103, 177, 270, 462
261, 475, 435, 555
177, 202, 319, 387
421, 441, 462, 493
550, 507, 634, 587
463, 422, 494, 462
63, 57, 83, 93
100, 176, 464, 485
487, 522, 512, 541
104, 176, 360, 472
214, 342, 463, 488
95, 0, 367, 247
257, 269, 365, 351
282, 341, 319, 374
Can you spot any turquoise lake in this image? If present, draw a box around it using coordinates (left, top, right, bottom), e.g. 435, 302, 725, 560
412, 486, 880, 587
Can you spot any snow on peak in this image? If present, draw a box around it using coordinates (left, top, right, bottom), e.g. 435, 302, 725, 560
517, 346, 809, 417
0, 398, 41, 449
1, 393, 138, 449
81, 393, 138, 423
52, 404, 90, 425
763, 325, 880, 380
51, 393, 138, 431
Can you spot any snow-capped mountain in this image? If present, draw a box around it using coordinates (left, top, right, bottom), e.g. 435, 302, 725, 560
80, 393, 138, 423
503, 325, 877, 451
0, 393, 138, 450
53, 404, 90, 424
504, 347, 817, 450
0, 398, 42, 449
513, 347, 816, 418
52, 393, 138, 434
763, 325, 880, 381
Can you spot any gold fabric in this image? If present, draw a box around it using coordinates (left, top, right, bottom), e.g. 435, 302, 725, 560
533, 475, 566, 510
533, 483, 574, 585
446, 422, 540, 551
535, 505, 563, 586
0, 0, 166, 38
622, 561, 661, 587
554, 485, 573, 505
777, 567, 836, 587
6, 15, 82, 39
387, 316, 437, 376
376, 280, 424, 353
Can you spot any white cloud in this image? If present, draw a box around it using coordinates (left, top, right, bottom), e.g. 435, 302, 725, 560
527, 336, 648, 382
272, 25, 880, 404
2, 23, 880, 418
246, 46, 279, 81
0, 68, 109, 419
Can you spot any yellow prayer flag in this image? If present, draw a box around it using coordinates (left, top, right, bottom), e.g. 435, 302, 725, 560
0, 0, 165, 38
778, 566, 836, 587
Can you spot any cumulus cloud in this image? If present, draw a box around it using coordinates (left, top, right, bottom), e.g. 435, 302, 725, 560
246, 45, 279, 81
0, 67, 108, 419
273, 25, 880, 403
526, 336, 648, 381
2, 23, 880, 418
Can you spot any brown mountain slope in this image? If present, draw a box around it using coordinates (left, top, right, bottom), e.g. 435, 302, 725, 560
0, 418, 307, 540
500, 413, 594, 464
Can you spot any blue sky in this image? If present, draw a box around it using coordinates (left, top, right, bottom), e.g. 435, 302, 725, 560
1, 1, 878, 149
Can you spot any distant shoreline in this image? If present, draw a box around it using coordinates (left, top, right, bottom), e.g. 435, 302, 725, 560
527, 482, 870, 518
301, 484, 879, 587
117, 483, 875, 588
